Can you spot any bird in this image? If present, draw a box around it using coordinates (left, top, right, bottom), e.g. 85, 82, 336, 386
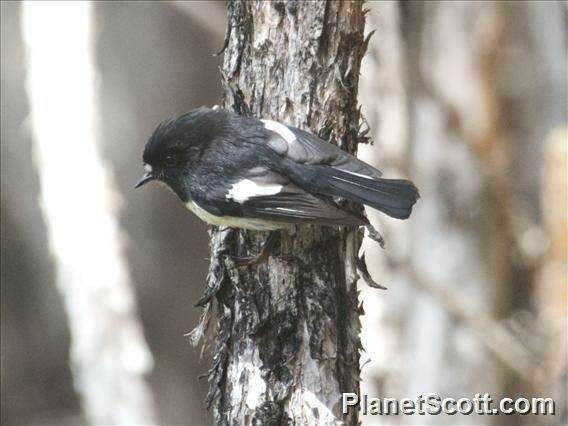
135, 107, 419, 264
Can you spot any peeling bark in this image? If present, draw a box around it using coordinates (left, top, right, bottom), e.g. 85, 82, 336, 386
195, 1, 369, 424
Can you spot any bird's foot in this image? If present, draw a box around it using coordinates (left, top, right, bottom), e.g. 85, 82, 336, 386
356, 253, 387, 290
278, 253, 296, 263
230, 251, 270, 267
229, 231, 279, 268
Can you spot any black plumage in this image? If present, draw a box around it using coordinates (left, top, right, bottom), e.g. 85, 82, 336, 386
136, 107, 419, 230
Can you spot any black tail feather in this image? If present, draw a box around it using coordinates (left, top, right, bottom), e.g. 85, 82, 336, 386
319, 170, 420, 219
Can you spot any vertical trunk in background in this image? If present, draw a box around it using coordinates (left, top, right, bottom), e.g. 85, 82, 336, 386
538, 128, 567, 421
530, 2, 567, 421
407, 0, 562, 413
194, 1, 368, 424
360, 2, 505, 418
403, 1, 506, 405
360, 2, 566, 424
22, 2, 155, 424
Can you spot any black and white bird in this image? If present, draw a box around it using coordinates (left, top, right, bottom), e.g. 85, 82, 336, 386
135, 107, 419, 261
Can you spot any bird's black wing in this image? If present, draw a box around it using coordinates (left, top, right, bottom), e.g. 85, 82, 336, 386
259, 119, 419, 219
192, 167, 366, 227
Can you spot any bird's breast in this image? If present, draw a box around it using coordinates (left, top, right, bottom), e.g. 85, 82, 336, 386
185, 200, 291, 230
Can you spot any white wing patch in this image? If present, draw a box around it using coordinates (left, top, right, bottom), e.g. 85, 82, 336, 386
227, 179, 283, 203
261, 119, 296, 144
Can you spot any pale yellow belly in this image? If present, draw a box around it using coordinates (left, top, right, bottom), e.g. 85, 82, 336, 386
185, 201, 292, 230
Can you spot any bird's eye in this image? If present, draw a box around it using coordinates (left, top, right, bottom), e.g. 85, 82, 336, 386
165, 155, 176, 166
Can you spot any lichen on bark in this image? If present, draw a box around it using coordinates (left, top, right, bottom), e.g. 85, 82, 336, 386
194, 2, 370, 424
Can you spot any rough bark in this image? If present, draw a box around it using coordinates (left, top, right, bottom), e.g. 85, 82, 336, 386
194, 1, 369, 424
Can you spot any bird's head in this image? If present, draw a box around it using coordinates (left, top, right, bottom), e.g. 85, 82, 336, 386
135, 107, 218, 201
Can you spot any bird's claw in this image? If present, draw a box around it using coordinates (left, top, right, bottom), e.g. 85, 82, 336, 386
228, 252, 295, 267
229, 252, 270, 267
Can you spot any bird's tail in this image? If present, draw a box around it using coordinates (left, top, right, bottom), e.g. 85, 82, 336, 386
318, 170, 420, 219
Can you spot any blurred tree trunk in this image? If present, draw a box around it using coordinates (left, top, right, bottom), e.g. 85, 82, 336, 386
404, 1, 563, 411
22, 2, 155, 424
194, 1, 369, 424
360, 2, 566, 424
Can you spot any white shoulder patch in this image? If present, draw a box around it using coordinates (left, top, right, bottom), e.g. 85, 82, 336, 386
227, 179, 283, 203
261, 119, 296, 144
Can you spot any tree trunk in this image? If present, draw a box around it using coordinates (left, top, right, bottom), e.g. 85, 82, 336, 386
194, 1, 369, 424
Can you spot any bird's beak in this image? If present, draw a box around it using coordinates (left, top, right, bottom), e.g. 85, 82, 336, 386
134, 172, 154, 189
